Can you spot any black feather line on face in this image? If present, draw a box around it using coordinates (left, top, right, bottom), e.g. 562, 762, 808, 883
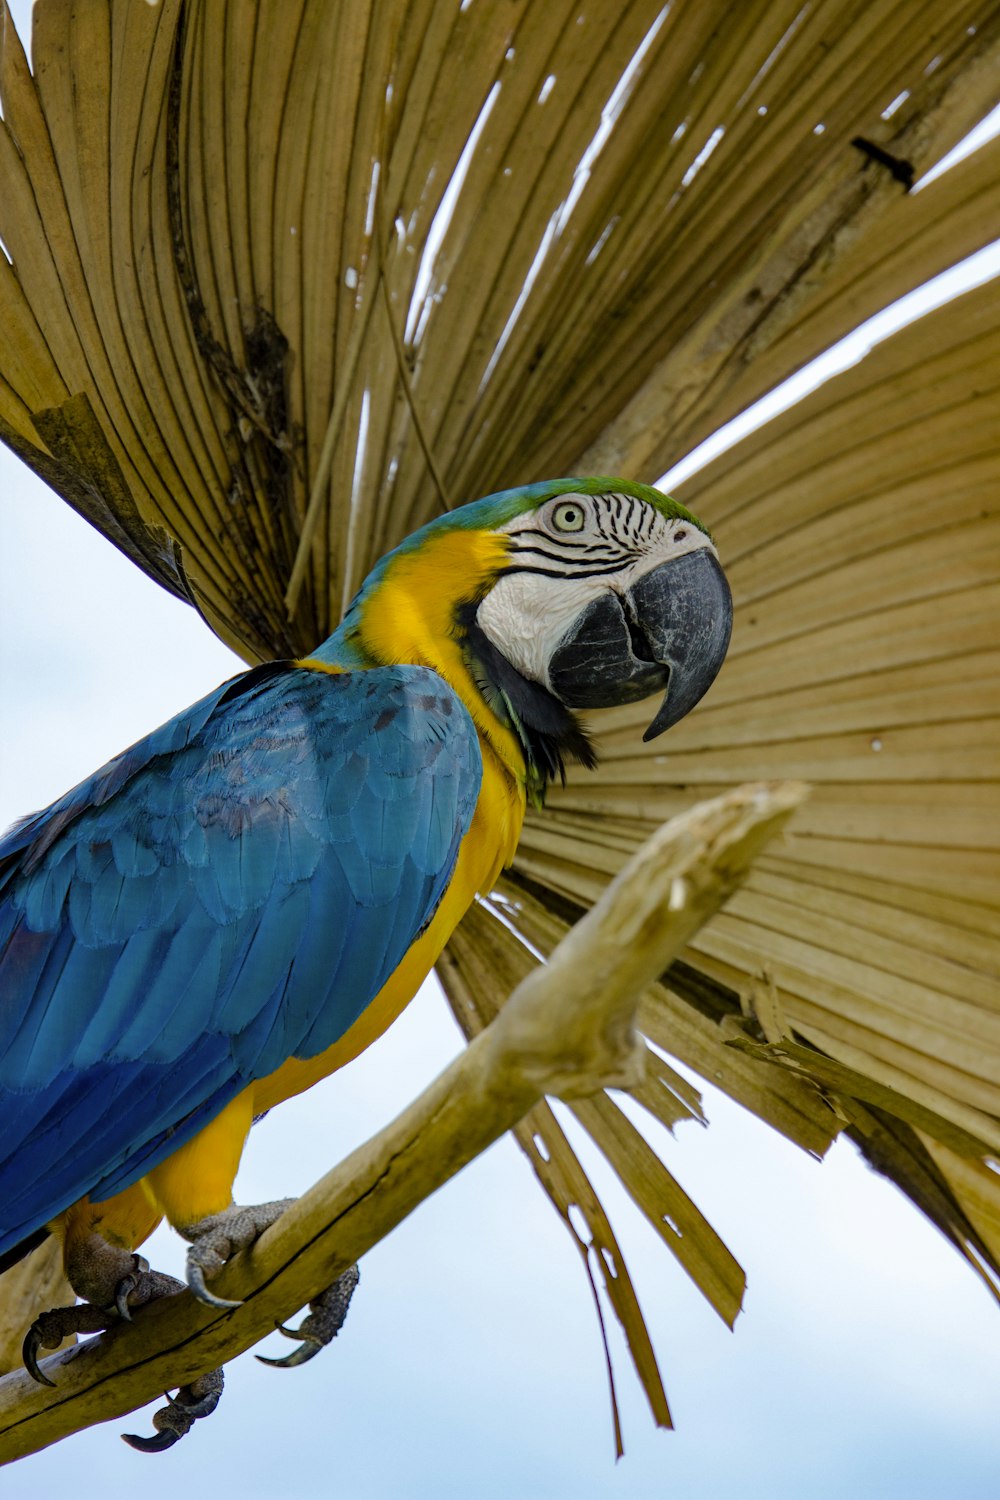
454, 603, 597, 794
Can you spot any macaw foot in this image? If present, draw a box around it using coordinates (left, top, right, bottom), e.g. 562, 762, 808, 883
257, 1263, 360, 1368
23, 1231, 224, 1452
180, 1199, 296, 1308
23, 1234, 185, 1386
122, 1368, 224, 1453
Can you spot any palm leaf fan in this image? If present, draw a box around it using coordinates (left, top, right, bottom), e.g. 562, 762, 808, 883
0, 0, 998, 1428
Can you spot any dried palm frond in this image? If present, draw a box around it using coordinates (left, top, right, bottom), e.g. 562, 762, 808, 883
1, 0, 998, 1426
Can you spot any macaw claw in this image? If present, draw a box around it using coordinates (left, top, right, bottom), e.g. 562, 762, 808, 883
185, 1260, 242, 1311
22, 1300, 120, 1385
122, 1368, 224, 1453
123, 1430, 180, 1455
114, 1255, 151, 1320
256, 1320, 325, 1369
22, 1329, 56, 1388
256, 1263, 359, 1369
181, 1199, 296, 1309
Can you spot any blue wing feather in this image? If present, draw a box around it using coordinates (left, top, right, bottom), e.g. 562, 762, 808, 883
0, 663, 481, 1254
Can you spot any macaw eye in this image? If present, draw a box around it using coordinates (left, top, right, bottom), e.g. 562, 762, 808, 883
551, 501, 586, 532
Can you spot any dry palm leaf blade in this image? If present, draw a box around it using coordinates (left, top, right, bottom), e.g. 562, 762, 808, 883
0, 0, 998, 1430
2, 1, 999, 635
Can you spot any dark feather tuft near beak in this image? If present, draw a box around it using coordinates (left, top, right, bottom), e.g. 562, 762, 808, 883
548, 549, 733, 741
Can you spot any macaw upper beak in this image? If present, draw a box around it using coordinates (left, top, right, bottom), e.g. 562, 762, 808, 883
547, 548, 733, 742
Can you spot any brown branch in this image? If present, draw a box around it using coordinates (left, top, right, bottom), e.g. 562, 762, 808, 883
0, 781, 805, 1464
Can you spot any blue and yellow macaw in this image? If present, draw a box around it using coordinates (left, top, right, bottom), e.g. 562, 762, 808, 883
0, 477, 731, 1446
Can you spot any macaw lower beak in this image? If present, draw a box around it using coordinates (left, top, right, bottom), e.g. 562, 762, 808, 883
547, 548, 733, 742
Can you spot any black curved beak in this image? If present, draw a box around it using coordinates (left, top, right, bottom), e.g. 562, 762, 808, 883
548, 549, 733, 741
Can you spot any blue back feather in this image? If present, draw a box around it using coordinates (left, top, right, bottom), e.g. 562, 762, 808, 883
0, 661, 480, 1253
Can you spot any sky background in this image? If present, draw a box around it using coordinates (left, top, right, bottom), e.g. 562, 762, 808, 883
2, 3, 1000, 1495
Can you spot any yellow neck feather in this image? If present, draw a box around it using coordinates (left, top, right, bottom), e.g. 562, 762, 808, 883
354, 528, 527, 786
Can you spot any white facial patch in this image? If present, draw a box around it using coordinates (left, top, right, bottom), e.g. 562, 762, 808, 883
475, 491, 717, 690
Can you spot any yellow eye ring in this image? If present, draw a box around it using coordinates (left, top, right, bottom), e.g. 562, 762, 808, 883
551, 500, 585, 532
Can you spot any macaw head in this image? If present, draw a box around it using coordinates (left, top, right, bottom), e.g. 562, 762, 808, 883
335, 476, 732, 789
